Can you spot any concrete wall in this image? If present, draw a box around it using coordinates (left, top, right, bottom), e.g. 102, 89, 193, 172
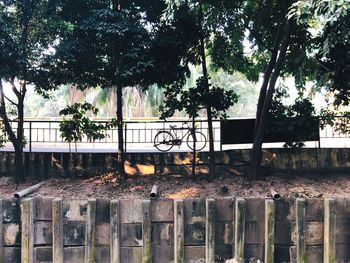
0, 197, 349, 262
1, 148, 350, 178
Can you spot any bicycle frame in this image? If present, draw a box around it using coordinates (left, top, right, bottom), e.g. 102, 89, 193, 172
169, 126, 194, 144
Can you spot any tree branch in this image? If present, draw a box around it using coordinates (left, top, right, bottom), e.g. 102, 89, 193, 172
10, 79, 21, 97
4, 96, 18, 106
0, 82, 18, 146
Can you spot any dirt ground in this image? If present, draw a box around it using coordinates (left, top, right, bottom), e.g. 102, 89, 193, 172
1, 171, 350, 199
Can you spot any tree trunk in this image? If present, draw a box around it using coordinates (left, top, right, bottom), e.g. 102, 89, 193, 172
248, 19, 295, 181
116, 84, 126, 180
254, 26, 284, 135
191, 117, 196, 181
0, 82, 25, 183
198, 2, 215, 180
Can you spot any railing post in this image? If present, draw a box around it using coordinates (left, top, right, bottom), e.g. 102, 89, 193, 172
29, 121, 32, 152
124, 122, 127, 152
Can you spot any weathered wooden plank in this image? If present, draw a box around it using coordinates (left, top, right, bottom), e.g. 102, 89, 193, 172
335, 243, 350, 262
184, 246, 205, 261
63, 200, 87, 221
121, 223, 142, 246
245, 198, 265, 221
3, 247, 21, 263
244, 244, 264, 261
34, 221, 52, 245
142, 200, 152, 263
264, 199, 275, 263
34, 246, 52, 262
2, 199, 20, 223
0, 199, 3, 263
120, 200, 142, 224
53, 198, 63, 263
151, 199, 173, 222
64, 247, 84, 263
206, 198, 215, 263
85, 199, 96, 263
184, 222, 205, 245
324, 198, 336, 263
215, 222, 233, 245
305, 199, 324, 221
35, 198, 53, 220
151, 223, 173, 246
96, 199, 110, 224
275, 221, 292, 245
215, 198, 234, 222
184, 199, 205, 222
63, 221, 85, 246
152, 246, 173, 263
234, 198, 246, 262
120, 247, 142, 263
110, 199, 120, 263
94, 246, 110, 263
21, 198, 35, 263
95, 223, 110, 246
174, 199, 184, 263
296, 198, 306, 263
2, 223, 20, 246
245, 221, 265, 244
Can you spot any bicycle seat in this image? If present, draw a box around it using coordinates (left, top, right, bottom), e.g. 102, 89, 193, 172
170, 125, 177, 129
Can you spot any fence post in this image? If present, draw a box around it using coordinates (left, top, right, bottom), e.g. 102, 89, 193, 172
142, 200, 152, 263
206, 198, 216, 263
21, 198, 35, 263
296, 198, 306, 263
110, 200, 121, 263
264, 199, 275, 263
324, 198, 336, 263
234, 198, 246, 263
52, 198, 63, 263
85, 199, 96, 263
174, 199, 184, 263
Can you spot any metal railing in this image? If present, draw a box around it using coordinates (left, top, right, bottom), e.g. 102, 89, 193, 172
2, 119, 221, 152
1, 117, 350, 152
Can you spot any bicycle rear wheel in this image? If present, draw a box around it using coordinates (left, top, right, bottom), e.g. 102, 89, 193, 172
154, 131, 174, 152
187, 131, 206, 151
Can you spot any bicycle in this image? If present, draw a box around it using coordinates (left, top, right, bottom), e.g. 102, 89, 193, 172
154, 122, 207, 152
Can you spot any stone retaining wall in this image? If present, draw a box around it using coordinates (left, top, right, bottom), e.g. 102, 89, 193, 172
1, 148, 350, 178
0, 197, 349, 262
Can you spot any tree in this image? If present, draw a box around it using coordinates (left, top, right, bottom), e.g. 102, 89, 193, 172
45, 0, 195, 180
161, 77, 237, 179
42, 0, 161, 180
232, 0, 319, 180
163, 0, 244, 179
0, 0, 60, 182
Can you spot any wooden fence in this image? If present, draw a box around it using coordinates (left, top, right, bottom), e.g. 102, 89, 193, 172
0, 197, 349, 263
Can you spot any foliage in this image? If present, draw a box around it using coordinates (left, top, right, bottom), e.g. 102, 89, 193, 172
267, 87, 319, 148
320, 109, 350, 138
59, 102, 116, 144
289, 0, 350, 105
161, 76, 238, 120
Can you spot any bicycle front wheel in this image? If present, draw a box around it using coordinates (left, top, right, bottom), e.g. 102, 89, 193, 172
154, 131, 174, 152
187, 131, 206, 151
